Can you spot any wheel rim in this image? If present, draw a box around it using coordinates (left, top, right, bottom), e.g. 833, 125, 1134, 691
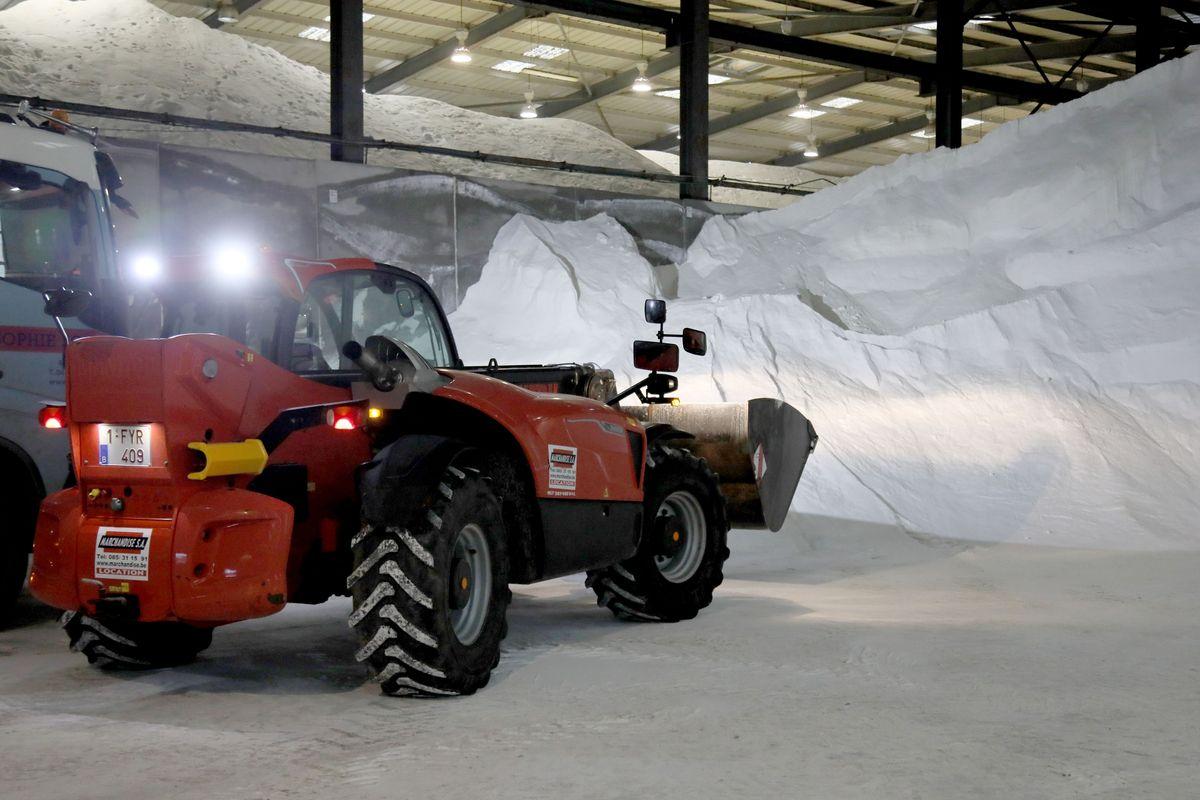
449, 523, 492, 645
653, 490, 707, 583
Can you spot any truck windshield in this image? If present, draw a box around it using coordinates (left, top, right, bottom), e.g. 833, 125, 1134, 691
0, 160, 104, 288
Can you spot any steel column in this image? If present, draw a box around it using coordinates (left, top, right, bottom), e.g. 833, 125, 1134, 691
1136, 1, 1162, 72
331, 0, 366, 163
678, 0, 710, 200
935, 0, 964, 149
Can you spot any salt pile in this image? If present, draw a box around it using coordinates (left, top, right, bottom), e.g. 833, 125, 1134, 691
453, 52, 1200, 551
0, 0, 668, 194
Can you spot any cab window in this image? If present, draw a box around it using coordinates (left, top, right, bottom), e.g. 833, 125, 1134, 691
292, 270, 452, 372
0, 160, 105, 287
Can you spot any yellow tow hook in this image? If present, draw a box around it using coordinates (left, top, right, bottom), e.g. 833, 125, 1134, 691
186, 439, 269, 480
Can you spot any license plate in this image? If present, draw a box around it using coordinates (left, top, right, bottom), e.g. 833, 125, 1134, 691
97, 424, 152, 468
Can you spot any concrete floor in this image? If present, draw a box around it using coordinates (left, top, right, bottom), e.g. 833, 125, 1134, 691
1, 516, 1197, 799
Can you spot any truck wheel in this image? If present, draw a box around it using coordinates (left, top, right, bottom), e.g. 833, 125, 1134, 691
587, 446, 730, 622
349, 463, 510, 697
61, 611, 213, 669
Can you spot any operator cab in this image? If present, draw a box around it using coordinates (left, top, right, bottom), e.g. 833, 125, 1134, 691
146, 255, 460, 383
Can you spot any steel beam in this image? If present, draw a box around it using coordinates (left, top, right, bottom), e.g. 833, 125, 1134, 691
771, 95, 1001, 167
638, 70, 866, 151
538, 50, 681, 117
679, 0, 710, 200
331, 0, 366, 163
365, 7, 529, 94
518, 0, 1080, 106
936, 0, 964, 148
1137, 1, 1163, 71
953, 32, 1139, 67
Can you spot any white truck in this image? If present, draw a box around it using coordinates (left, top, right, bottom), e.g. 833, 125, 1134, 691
0, 104, 128, 618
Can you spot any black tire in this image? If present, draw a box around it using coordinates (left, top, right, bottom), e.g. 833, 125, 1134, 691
587, 445, 730, 622
61, 611, 213, 669
349, 461, 510, 697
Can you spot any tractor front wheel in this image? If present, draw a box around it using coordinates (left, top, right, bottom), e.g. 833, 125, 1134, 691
587, 446, 730, 622
62, 612, 213, 669
349, 462, 510, 696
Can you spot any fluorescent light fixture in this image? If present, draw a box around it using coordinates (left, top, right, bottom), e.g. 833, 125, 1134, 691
789, 106, 826, 119
298, 25, 330, 42
911, 20, 937, 30
322, 13, 375, 22
631, 61, 652, 93
492, 60, 535, 73
961, 116, 984, 128
708, 74, 731, 85
655, 89, 682, 99
519, 91, 538, 119
523, 44, 569, 60
912, 128, 935, 139
451, 29, 472, 64
821, 96, 861, 109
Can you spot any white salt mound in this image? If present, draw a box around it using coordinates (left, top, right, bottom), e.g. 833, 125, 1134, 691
453, 53, 1200, 551
0, 0, 669, 193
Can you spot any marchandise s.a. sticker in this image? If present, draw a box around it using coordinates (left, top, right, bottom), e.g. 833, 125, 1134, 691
95, 526, 153, 582
547, 444, 578, 496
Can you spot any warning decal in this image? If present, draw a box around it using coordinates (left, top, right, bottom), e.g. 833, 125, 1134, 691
95, 526, 153, 582
753, 443, 768, 483
547, 444, 578, 496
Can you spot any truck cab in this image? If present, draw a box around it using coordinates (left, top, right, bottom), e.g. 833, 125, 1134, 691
0, 112, 123, 616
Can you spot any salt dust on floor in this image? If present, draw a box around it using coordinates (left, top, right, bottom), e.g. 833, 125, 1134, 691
1, 516, 1197, 799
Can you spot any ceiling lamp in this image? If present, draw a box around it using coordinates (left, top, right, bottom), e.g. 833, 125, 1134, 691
451, 29, 472, 64
217, 0, 239, 23
519, 91, 539, 119
631, 61, 653, 93
803, 136, 820, 158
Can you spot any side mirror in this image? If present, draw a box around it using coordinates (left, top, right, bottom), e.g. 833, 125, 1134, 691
43, 288, 92, 319
633, 340, 679, 373
682, 327, 707, 356
644, 299, 666, 324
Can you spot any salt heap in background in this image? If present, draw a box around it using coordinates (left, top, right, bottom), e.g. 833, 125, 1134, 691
0, 0, 667, 194
453, 52, 1200, 551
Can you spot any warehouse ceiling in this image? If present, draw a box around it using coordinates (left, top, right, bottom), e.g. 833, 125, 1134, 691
150, 0, 1199, 178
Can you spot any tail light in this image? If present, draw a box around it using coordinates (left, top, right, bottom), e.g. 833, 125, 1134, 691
39, 405, 66, 429
326, 405, 362, 431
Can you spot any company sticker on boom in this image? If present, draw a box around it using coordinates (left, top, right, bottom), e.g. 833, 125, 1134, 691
94, 526, 153, 581
547, 444, 578, 496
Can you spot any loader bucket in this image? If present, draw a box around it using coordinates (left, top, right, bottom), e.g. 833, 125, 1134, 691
625, 399, 818, 531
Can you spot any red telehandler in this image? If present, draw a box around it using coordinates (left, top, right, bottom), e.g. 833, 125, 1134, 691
29, 253, 817, 695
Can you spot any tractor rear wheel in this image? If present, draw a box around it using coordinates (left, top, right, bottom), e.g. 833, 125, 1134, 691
349, 462, 510, 696
61, 611, 213, 669
587, 445, 730, 622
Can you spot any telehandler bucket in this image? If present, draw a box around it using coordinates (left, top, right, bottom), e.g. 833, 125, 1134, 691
625, 399, 818, 531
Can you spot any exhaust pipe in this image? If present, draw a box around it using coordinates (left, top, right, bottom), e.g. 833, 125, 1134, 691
625, 399, 818, 531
